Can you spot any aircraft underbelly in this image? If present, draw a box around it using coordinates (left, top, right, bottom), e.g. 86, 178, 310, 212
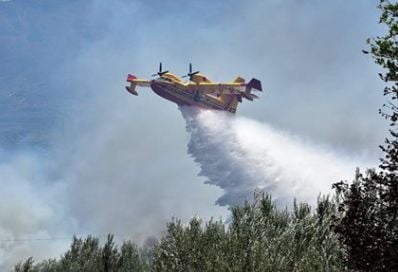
151, 83, 189, 106
151, 82, 229, 110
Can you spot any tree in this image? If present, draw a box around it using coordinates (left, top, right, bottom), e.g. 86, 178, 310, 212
332, 1, 398, 271
13, 235, 151, 272
14, 193, 342, 271
153, 192, 343, 272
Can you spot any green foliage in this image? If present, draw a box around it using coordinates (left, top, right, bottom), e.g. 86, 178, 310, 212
152, 192, 343, 272
333, 169, 397, 271
13, 235, 151, 272
367, 0, 398, 125
331, 1, 398, 271
14, 193, 342, 272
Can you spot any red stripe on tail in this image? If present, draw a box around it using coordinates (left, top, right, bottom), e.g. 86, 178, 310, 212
127, 74, 137, 82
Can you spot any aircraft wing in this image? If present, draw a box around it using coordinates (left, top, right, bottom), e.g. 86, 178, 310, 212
193, 78, 262, 98
194, 83, 245, 95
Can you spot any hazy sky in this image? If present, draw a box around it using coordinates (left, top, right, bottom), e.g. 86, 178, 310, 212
0, 0, 390, 267
0, 0, 387, 151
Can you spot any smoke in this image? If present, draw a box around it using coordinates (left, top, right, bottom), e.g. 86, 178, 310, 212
181, 107, 372, 207
0, 149, 75, 268
54, 100, 227, 242
0, 112, 226, 269
0, 98, 228, 270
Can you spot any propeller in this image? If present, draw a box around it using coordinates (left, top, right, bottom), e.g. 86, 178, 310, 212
182, 63, 200, 79
152, 62, 169, 77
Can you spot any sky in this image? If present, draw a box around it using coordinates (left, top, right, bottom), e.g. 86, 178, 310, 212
0, 0, 389, 268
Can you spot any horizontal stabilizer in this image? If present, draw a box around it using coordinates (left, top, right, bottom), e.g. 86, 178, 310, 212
126, 85, 138, 96
241, 92, 259, 101
248, 93, 259, 99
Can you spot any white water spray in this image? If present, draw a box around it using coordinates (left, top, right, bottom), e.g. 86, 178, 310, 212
181, 107, 371, 207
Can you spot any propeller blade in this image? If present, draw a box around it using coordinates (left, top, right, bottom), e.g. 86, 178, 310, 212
182, 63, 200, 79
152, 62, 168, 77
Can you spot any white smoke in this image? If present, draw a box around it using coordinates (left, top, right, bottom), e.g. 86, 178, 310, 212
181, 107, 372, 207
0, 102, 228, 269
0, 149, 75, 269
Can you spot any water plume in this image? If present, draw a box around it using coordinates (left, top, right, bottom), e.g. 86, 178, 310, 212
181, 107, 370, 207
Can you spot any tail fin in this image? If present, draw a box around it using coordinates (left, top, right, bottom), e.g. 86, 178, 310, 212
238, 78, 262, 101
125, 74, 151, 96
127, 74, 137, 82
246, 78, 262, 93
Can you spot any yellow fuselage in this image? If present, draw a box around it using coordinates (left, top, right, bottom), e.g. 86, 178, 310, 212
151, 77, 238, 113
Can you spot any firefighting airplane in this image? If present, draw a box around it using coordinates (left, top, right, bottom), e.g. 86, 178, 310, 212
125, 63, 262, 113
